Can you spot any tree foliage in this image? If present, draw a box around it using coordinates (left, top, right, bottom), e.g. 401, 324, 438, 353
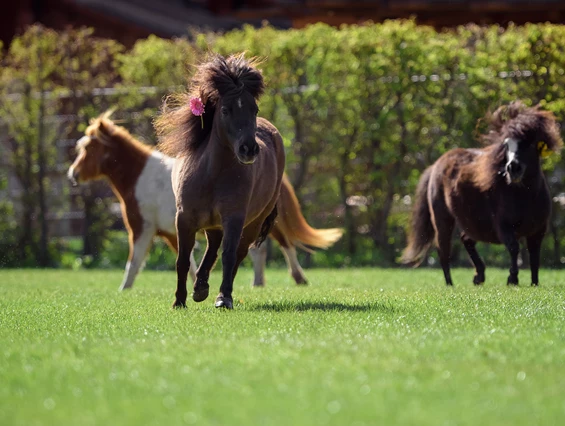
1, 21, 564, 268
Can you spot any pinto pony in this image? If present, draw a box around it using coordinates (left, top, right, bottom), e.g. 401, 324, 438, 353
156, 54, 286, 309
68, 112, 197, 290
402, 101, 562, 286
68, 113, 342, 292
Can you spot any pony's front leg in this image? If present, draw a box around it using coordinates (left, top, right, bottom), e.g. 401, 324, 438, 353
527, 229, 545, 286
193, 229, 223, 302
119, 225, 156, 291
499, 227, 520, 286
216, 214, 245, 309
174, 214, 196, 308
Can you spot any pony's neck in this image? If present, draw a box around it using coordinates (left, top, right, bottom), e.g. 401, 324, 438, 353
521, 159, 544, 188
204, 114, 238, 171
102, 134, 151, 200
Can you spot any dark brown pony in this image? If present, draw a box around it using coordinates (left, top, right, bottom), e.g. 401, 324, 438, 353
402, 101, 562, 286
156, 53, 285, 309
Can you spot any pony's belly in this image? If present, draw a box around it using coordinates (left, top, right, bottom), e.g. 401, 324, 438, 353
452, 203, 500, 244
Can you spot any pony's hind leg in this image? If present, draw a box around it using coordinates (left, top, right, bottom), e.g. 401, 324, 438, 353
119, 225, 155, 291
249, 242, 268, 287
527, 229, 545, 286
437, 223, 455, 286
460, 232, 486, 285
431, 200, 455, 286
193, 230, 223, 302
173, 214, 196, 308
270, 226, 308, 285
280, 246, 308, 285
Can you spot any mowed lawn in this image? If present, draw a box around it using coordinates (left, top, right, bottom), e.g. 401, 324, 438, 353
1, 267, 564, 426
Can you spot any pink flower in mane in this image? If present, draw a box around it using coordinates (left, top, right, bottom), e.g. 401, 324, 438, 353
190, 97, 205, 116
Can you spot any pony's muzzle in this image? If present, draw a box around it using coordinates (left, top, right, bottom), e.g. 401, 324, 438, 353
505, 161, 524, 183
237, 142, 259, 165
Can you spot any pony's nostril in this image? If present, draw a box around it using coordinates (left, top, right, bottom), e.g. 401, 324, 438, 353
239, 145, 249, 155
251, 144, 259, 156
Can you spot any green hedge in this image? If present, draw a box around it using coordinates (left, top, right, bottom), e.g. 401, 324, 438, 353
1, 21, 564, 269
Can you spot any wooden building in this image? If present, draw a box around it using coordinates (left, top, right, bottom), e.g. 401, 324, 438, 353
2, 1, 565, 48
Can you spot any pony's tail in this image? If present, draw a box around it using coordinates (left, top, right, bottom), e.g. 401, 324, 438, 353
255, 205, 278, 248
401, 167, 435, 267
276, 174, 343, 253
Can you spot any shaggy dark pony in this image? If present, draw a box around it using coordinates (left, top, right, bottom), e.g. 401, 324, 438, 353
156, 53, 285, 310
402, 101, 562, 287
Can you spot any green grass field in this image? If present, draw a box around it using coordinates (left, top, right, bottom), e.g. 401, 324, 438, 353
1, 268, 564, 426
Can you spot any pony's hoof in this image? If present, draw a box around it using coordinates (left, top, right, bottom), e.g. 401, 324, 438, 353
473, 275, 485, 285
252, 283, 265, 288
172, 300, 187, 309
215, 296, 233, 309
192, 286, 209, 303
507, 279, 519, 286
531, 282, 539, 287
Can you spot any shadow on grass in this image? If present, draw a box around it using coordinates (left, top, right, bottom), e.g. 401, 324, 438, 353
250, 300, 396, 313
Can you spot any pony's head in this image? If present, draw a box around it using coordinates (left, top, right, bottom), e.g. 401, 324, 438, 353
481, 101, 563, 184
156, 53, 264, 164
68, 111, 126, 184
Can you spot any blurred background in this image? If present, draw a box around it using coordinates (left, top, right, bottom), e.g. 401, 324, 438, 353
1, 0, 565, 271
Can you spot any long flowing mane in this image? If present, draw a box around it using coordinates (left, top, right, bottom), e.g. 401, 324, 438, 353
473, 100, 563, 190
155, 53, 265, 158
85, 111, 154, 156
480, 100, 562, 151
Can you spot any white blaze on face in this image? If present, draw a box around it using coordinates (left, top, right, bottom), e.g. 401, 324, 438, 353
68, 135, 92, 182
76, 135, 91, 152
237, 98, 242, 109
504, 137, 519, 166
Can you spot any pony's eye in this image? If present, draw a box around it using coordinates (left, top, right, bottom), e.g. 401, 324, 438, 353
221, 106, 228, 116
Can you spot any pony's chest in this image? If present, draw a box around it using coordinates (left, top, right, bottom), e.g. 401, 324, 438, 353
497, 185, 550, 232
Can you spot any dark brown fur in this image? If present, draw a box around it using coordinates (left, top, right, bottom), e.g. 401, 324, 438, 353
402, 101, 562, 286
157, 53, 285, 309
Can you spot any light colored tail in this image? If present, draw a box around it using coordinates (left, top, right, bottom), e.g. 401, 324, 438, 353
274, 174, 343, 253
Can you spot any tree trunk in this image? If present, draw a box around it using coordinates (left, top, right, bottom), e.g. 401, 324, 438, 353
18, 83, 36, 263
370, 95, 408, 264
82, 185, 95, 258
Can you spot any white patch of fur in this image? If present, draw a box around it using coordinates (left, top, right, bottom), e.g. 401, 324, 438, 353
249, 243, 267, 286
237, 98, 242, 108
67, 165, 75, 181
135, 151, 177, 235
76, 135, 91, 151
